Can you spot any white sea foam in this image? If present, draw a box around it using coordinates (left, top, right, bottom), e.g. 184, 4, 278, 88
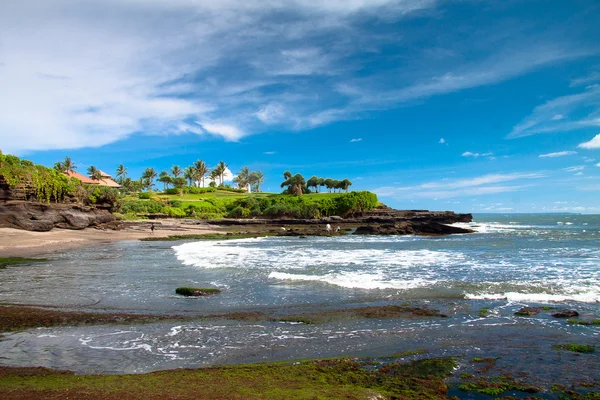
269, 271, 431, 290
172, 238, 465, 273
465, 291, 599, 303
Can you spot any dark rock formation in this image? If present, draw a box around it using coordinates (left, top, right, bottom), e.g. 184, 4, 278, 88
552, 310, 579, 318
514, 307, 542, 316
353, 221, 474, 236
208, 206, 473, 236
175, 287, 221, 297
0, 201, 116, 231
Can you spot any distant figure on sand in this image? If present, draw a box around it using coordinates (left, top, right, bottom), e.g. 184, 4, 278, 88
150, 223, 155, 234
326, 224, 332, 233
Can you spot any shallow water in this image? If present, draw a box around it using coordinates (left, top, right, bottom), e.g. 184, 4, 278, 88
0, 214, 599, 381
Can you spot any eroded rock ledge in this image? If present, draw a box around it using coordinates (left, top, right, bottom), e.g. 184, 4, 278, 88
209, 205, 474, 236
0, 201, 116, 231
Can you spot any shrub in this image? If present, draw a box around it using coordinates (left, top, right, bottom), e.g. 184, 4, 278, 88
162, 206, 187, 218
138, 192, 151, 199
168, 200, 183, 208
120, 200, 164, 214
229, 206, 251, 218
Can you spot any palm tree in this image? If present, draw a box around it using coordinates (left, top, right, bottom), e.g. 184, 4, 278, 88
62, 157, 76, 173
183, 167, 195, 186
234, 166, 251, 190
171, 165, 182, 177
142, 168, 157, 191
209, 169, 219, 186
87, 165, 99, 180
115, 164, 127, 184
193, 160, 209, 187
216, 161, 228, 185
158, 171, 172, 190
250, 171, 264, 192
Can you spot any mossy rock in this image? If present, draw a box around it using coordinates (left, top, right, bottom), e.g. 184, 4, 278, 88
552, 343, 595, 353
175, 287, 222, 297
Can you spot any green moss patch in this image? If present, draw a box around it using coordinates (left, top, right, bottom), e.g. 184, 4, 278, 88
0, 257, 48, 269
0, 306, 187, 333
459, 375, 540, 396
277, 305, 447, 324
568, 319, 600, 326
0, 356, 457, 400
175, 287, 222, 297
552, 344, 595, 353
478, 307, 489, 317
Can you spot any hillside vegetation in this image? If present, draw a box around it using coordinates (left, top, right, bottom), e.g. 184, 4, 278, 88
0, 152, 120, 208
119, 190, 378, 219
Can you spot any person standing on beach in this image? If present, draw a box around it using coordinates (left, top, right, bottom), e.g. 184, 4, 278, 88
150, 223, 155, 234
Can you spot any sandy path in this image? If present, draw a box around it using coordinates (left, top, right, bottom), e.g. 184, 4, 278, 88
0, 220, 221, 257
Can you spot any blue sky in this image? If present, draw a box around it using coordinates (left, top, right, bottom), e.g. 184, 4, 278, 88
1, 0, 600, 213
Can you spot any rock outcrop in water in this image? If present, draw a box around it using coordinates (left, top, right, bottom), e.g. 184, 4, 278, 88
0, 201, 116, 231
208, 205, 473, 236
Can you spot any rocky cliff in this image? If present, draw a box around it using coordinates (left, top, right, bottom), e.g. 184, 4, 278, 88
0, 201, 116, 231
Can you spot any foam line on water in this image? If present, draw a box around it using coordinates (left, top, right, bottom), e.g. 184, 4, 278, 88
269, 271, 432, 290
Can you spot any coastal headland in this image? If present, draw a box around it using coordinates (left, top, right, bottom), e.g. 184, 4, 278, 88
0, 200, 473, 257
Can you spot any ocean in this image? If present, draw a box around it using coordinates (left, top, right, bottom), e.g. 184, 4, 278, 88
0, 214, 598, 385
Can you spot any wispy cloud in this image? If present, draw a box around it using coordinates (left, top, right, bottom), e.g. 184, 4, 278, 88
578, 134, 600, 149
509, 85, 600, 138
539, 150, 577, 158
563, 165, 585, 172
349, 138, 363, 143
462, 151, 493, 158
0, 0, 596, 153
439, 138, 446, 144
374, 172, 544, 199
264, 151, 276, 155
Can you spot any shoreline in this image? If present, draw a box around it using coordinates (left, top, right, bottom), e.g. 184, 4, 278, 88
0, 221, 222, 258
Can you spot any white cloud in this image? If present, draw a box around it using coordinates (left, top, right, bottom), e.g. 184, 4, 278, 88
595, 162, 600, 167
575, 171, 584, 176
0, 0, 595, 153
350, 138, 363, 143
439, 138, 445, 144
462, 151, 493, 158
373, 172, 544, 199
563, 165, 585, 172
570, 72, 600, 87
255, 103, 286, 124
264, 151, 276, 155
509, 85, 600, 138
538, 150, 577, 158
578, 134, 600, 149
198, 122, 244, 141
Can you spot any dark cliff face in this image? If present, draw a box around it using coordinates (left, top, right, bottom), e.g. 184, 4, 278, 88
0, 201, 116, 232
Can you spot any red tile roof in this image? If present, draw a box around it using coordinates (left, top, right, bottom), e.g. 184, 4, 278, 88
65, 171, 97, 184
65, 171, 122, 188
